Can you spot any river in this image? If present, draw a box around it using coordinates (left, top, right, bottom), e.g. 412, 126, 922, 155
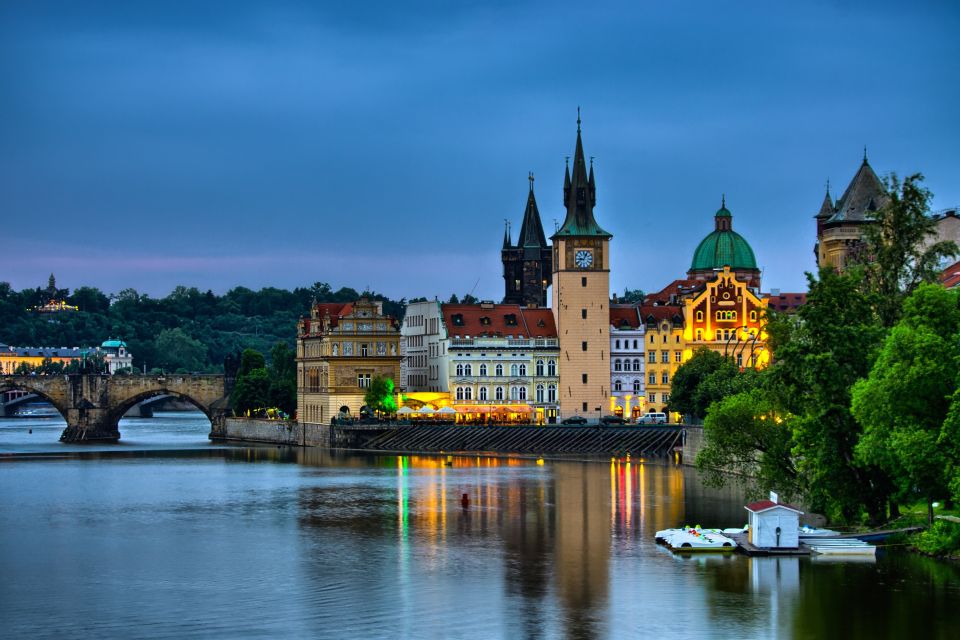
1, 411, 958, 639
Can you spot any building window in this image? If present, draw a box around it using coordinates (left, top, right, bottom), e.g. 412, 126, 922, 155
536, 359, 544, 376
661, 393, 669, 403
582, 373, 588, 384
632, 379, 641, 393
633, 358, 641, 371
615, 339, 621, 349
648, 352, 656, 363
548, 384, 557, 402
696, 330, 702, 340
582, 309, 588, 319
519, 363, 527, 376
479, 363, 487, 376
510, 363, 518, 376
510, 386, 519, 400
582, 402, 588, 412
548, 360, 556, 376
456, 386, 464, 400
581, 277, 587, 287
614, 359, 622, 372
536, 384, 544, 402
737, 354, 743, 367
614, 379, 622, 391
456, 363, 464, 376
750, 310, 757, 322
582, 341, 588, 351
648, 372, 656, 385
661, 371, 669, 384
479, 387, 488, 401
464, 363, 472, 376
464, 387, 472, 400
696, 310, 703, 322
675, 351, 682, 363
661, 351, 669, 363
519, 387, 526, 401
358, 373, 371, 388
495, 386, 504, 401
648, 393, 656, 403
361, 343, 369, 357
649, 335, 655, 344
633, 339, 638, 349
496, 363, 503, 376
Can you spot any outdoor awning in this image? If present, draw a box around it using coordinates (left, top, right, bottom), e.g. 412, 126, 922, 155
397, 406, 414, 415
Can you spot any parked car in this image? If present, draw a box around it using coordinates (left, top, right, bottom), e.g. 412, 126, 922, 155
600, 415, 627, 425
637, 412, 668, 425
561, 415, 588, 425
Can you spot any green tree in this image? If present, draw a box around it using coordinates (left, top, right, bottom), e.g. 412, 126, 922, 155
619, 288, 645, 303
669, 348, 734, 420
364, 376, 397, 414
857, 173, 958, 327
231, 367, 271, 416
852, 284, 960, 523
154, 328, 207, 373
268, 342, 297, 416
238, 348, 266, 377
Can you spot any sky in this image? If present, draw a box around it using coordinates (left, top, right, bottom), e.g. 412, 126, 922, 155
2, 0, 959, 300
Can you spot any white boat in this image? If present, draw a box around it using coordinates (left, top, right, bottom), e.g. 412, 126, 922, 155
799, 525, 841, 538
658, 527, 737, 552
807, 539, 876, 557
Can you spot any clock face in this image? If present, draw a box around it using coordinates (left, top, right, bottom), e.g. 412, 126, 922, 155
575, 250, 594, 268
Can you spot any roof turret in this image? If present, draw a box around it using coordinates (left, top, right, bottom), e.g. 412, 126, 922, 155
516, 173, 548, 248
552, 113, 611, 239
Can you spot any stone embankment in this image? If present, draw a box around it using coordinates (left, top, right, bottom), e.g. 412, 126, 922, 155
213, 418, 332, 447
681, 425, 704, 466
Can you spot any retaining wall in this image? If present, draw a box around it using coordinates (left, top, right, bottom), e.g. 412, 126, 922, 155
681, 425, 704, 466
215, 418, 331, 447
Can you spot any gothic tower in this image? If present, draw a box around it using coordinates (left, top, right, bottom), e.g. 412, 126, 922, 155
551, 116, 612, 419
502, 174, 553, 307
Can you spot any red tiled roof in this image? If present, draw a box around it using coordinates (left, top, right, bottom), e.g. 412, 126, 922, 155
744, 499, 803, 513
941, 260, 960, 289
441, 304, 557, 339
609, 304, 640, 329
766, 292, 807, 313
644, 279, 702, 305
638, 305, 683, 323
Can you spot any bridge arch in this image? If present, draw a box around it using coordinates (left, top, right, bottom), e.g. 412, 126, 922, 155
106, 388, 215, 429
0, 379, 70, 422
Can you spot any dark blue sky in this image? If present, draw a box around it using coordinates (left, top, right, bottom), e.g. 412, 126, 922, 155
2, 0, 958, 299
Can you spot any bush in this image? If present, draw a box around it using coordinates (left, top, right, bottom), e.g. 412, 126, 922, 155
912, 520, 960, 556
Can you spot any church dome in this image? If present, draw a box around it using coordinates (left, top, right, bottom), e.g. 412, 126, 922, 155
689, 202, 757, 271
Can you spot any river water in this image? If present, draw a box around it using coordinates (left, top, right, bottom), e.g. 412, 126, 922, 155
1, 411, 958, 639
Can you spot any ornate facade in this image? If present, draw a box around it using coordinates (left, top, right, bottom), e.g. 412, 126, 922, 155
609, 305, 645, 420
296, 298, 401, 424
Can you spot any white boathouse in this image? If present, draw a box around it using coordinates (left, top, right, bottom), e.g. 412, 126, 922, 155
745, 492, 803, 549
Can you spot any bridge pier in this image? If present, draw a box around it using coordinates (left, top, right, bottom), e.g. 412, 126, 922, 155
60, 407, 120, 442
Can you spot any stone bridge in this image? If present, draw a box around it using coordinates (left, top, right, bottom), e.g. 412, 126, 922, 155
0, 374, 232, 442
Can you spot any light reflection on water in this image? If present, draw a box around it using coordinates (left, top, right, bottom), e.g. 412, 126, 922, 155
0, 413, 959, 639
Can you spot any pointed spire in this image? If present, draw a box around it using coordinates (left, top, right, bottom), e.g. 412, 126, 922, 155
817, 182, 834, 218
863, 145, 869, 165
502, 219, 512, 248
588, 156, 596, 207
517, 172, 548, 248
721, 193, 726, 209
554, 113, 611, 238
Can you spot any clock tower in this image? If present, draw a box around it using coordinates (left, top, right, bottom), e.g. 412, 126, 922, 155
551, 116, 612, 419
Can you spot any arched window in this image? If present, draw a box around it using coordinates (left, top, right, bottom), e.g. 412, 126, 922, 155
464, 387, 472, 400
696, 330, 702, 340
614, 379, 622, 391
456, 363, 464, 376
750, 310, 757, 322
456, 387, 464, 400
732, 311, 737, 321
479, 386, 488, 401
633, 339, 638, 349
649, 335, 655, 344
615, 339, 621, 349
518, 363, 527, 376
518, 387, 527, 400
632, 379, 641, 393
464, 363, 472, 376
495, 363, 503, 377
696, 310, 703, 322
547, 360, 556, 376
536, 384, 544, 403
495, 386, 504, 401
536, 359, 544, 376
510, 386, 519, 400
479, 363, 487, 376
614, 359, 622, 372
633, 358, 641, 371
510, 364, 518, 376
547, 384, 556, 402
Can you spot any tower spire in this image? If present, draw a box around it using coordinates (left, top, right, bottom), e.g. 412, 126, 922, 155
502, 219, 511, 248
863, 145, 869, 165
553, 115, 611, 238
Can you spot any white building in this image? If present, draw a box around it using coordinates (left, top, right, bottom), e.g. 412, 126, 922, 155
609, 305, 645, 421
745, 495, 803, 549
399, 300, 447, 392
98, 339, 134, 373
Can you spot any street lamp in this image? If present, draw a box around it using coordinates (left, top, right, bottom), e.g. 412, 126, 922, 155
723, 325, 749, 358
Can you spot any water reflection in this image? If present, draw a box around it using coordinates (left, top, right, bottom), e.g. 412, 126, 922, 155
3, 420, 960, 639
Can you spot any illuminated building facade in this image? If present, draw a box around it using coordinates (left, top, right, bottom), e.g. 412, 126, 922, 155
638, 305, 685, 422
296, 298, 401, 423
551, 119, 612, 420
0, 340, 134, 375
502, 175, 553, 307
609, 305, 645, 421
400, 300, 447, 392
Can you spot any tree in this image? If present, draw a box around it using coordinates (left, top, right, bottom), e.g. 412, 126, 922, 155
154, 328, 208, 373
669, 348, 734, 420
231, 367, 271, 416
852, 284, 960, 523
268, 342, 297, 416
238, 348, 266, 377
857, 173, 958, 327
619, 288, 645, 304
364, 376, 397, 414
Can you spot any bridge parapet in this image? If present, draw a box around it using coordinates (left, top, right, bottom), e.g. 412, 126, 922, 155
0, 374, 231, 442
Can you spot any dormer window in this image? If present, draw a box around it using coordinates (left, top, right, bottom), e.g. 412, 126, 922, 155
480, 316, 491, 326
452, 314, 464, 326
504, 314, 517, 326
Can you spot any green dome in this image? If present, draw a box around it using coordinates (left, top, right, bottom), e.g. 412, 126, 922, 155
690, 228, 757, 271
101, 339, 126, 348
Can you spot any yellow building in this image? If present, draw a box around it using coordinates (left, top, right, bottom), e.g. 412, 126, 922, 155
551, 119, 613, 420
637, 304, 685, 422
0, 344, 86, 374
296, 298, 401, 424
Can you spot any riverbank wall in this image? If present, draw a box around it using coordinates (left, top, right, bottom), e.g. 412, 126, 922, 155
681, 425, 704, 466
213, 418, 332, 447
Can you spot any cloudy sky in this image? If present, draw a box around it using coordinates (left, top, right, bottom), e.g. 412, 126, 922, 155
2, 0, 958, 299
